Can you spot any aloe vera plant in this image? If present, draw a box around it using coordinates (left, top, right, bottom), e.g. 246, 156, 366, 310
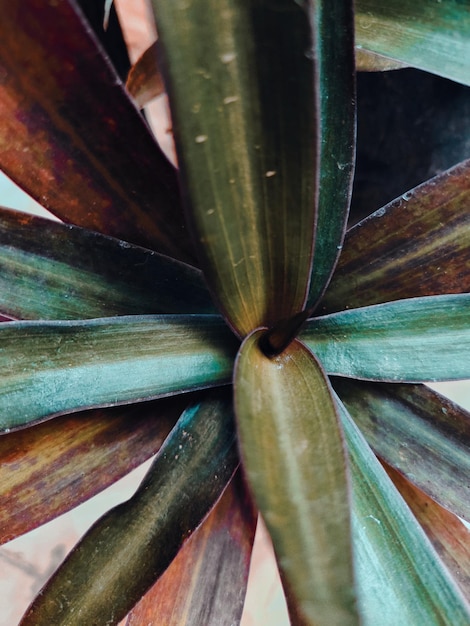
1, 0, 470, 624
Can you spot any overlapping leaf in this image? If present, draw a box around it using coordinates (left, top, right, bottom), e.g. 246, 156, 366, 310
386, 464, 470, 600
338, 397, 470, 625
0, 0, 193, 261
322, 161, 470, 313
153, 0, 318, 336
0, 207, 213, 320
0, 396, 188, 544
0, 315, 237, 430
355, 0, 470, 86
235, 331, 358, 625
20, 391, 238, 626
334, 378, 470, 521
126, 474, 256, 626
302, 294, 470, 381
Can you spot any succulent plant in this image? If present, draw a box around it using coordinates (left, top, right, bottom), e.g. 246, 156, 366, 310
0, 1, 469, 624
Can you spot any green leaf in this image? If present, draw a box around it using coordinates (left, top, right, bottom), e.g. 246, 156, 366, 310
307, 0, 356, 308
386, 464, 470, 601
355, 0, 470, 86
126, 474, 256, 626
301, 294, 470, 381
20, 390, 238, 626
0, 315, 238, 430
355, 48, 409, 72
0, 396, 188, 543
234, 330, 358, 626
322, 160, 470, 313
0, 207, 213, 320
334, 378, 470, 521
337, 396, 470, 625
153, 0, 318, 336
0, 0, 193, 262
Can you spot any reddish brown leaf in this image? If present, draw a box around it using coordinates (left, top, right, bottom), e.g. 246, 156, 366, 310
126, 41, 165, 108
126, 473, 256, 626
0, 396, 191, 544
385, 464, 470, 600
321, 160, 470, 313
0, 0, 194, 262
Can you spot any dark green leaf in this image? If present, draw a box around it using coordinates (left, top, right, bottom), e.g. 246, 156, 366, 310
126, 473, 256, 626
20, 391, 238, 626
0, 396, 189, 544
0, 0, 193, 261
307, 0, 356, 308
0, 315, 237, 430
355, 0, 470, 86
337, 396, 470, 625
153, 0, 318, 336
322, 160, 470, 313
385, 464, 470, 601
0, 207, 213, 320
301, 294, 470, 381
334, 378, 470, 521
235, 330, 358, 625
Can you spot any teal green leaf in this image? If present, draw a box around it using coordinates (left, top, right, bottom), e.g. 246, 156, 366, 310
0, 315, 237, 430
153, 0, 318, 337
301, 294, 470, 382
337, 396, 470, 625
307, 0, 356, 308
321, 160, 470, 314
0, 207, 213, 320
334, 378, 470, 522
355, 0, 470, 86
20, 390, 238, 626
235, 330, 358, 626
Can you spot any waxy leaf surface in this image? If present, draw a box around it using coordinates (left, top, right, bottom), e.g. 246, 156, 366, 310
307, 0, 356, 307
0, 396, 189, 543
20, 391, 238, 626
335, 379, 470, 521
126, 474, 256, 626
153, 0, 318, 336
235, 330, 358, 626
338, 397, 470, 625
0, 315, 237, 430
302, 294, 470, 382
0, 0, 192, 261
0, 208, 213, 320
322, 161, 470, 313
356, 0, 470, 86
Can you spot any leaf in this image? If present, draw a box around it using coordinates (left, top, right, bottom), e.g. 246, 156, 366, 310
0, 396, 189, 544
0, 0, 193, 262
322, 160, 470, 313
234, 330, 358, 626
307, 0, 356, 308
355, 48, 409, 72
333, 378, 470, 522
301, 294, 470, 382
0, 315, 238, 430
126, 473, 256, 626
152, 0, 318, 337
20, 390, 239, 626
385, 464, 470, 601
126, 41, 165, 108
0, 207, 213, 320
337, 396, 470, 625
355, 0, 470, 86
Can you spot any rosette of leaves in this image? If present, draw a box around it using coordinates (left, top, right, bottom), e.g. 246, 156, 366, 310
0, 1, 470, 625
